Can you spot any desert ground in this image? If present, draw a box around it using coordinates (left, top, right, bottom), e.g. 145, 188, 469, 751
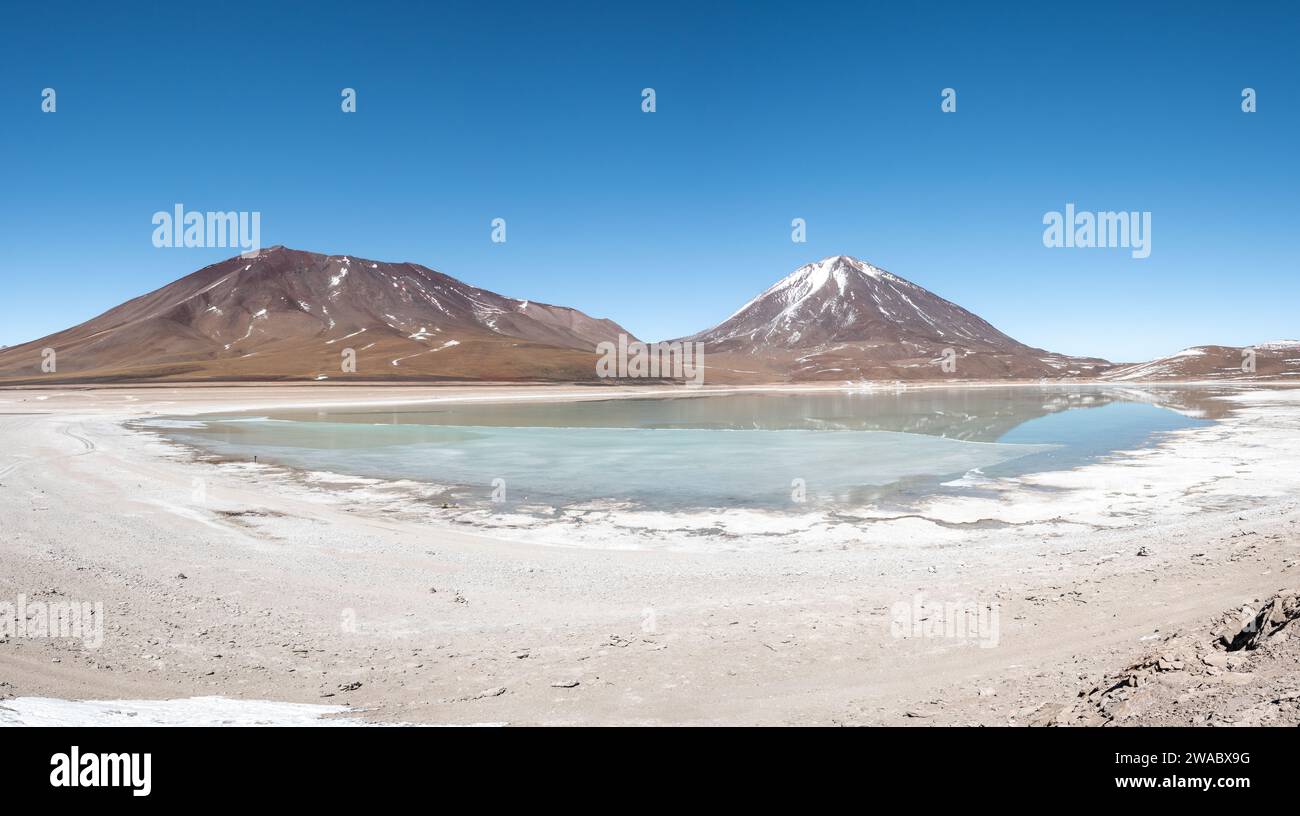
2, 382, 1299, 726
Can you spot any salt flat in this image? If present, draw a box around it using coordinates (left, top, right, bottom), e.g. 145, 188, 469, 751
1, 382, 1298, 725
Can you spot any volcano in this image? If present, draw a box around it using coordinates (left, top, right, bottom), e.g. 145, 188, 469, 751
0, 247, 634, 384
680, 255, 1111, 381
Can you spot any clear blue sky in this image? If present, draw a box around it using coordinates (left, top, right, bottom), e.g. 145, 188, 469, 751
2, 0, 1296, 362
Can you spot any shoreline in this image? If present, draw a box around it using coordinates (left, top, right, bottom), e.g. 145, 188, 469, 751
132, 418, 1195, 554
127, 383, 1251, 553
2, 383, 1299, 725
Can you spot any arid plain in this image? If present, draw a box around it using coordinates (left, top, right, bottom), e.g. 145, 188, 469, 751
3, 382, 1298, 726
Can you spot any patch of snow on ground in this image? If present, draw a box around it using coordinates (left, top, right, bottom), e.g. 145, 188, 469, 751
325, 328, 366, 345
0, 696, 399, 727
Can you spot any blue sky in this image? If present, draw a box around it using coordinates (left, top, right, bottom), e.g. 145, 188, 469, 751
1, 0, 1296, 362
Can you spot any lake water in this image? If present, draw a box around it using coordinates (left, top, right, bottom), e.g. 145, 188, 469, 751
152, 386, 1226, 512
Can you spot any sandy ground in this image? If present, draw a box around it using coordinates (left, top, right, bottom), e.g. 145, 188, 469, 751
1, 382, 1299, 726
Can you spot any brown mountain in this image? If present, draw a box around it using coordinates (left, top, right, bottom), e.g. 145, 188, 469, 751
5, 249, 1288, 387
680, 255, 1112, 382
1101, 341, 1300, 382
0, 247, 634, 384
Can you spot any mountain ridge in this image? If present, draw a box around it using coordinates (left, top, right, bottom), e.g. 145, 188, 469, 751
1, 249, 1291, 385
0, 246, 634, 383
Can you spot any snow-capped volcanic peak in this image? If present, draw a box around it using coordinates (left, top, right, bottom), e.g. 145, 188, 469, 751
691, 255, 1029, 354
778, 255, 891, 294
801, 254, 889, 282
729, 255, 888, 319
